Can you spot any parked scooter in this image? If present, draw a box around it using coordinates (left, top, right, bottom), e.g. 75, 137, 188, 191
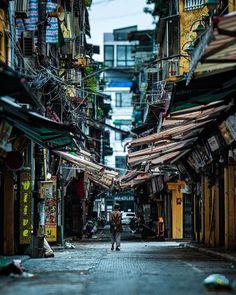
129, 216, 160, 239
83, 220, 97, 238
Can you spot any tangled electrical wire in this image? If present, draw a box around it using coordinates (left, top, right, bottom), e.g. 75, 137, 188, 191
4, 25, 107, 135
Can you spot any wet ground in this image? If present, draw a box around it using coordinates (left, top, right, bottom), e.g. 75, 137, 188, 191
1, 240, 236, 295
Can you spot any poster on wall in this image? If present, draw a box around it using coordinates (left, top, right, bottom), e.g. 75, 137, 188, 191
39, 179, 57, 242
219, 114, 236, 145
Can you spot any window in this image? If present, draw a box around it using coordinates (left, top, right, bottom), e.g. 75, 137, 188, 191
104, 45, 114, 67
115, 93, 132, 107
115, 93, 122, 107
114, 119, 132, 139
117, 45, 135, 67
115, 156, 126, 170
115, 132, 122, 141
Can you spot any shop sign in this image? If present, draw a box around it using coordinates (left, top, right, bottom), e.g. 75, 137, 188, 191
39, 180, 57, 242
207, 135, 220, 152
19, 169, 32, 244
114, 195, 134, 201
219, 114, 236, 145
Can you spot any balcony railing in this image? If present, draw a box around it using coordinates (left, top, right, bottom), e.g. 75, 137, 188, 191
161, 58, 180, 80
184, 0, 206, 11
15, 0, 29, 17
143, 56, 180, 106
146, 81, 166, 105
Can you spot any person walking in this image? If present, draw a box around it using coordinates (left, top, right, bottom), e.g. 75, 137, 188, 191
109, 203, 122, 251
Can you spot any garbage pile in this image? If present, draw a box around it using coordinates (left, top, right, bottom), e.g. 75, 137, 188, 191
204, 274, 232, 291
64, 240, 76, 249
0, 259, 34, 278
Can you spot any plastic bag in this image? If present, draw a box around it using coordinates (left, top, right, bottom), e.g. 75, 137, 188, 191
204, 274, 231, 290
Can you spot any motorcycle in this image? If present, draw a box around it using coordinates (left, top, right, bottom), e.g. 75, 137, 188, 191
129, 216, 158, 239
83, 219, 97, 238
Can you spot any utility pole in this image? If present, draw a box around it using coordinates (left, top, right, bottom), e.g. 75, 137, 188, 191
31, 0, 47, 257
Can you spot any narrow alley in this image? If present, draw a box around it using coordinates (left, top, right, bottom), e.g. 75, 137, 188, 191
1, 241, 236, 295
1, 0, 236, 294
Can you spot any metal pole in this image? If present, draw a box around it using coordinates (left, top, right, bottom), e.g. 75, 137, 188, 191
38, 0, 47, 56
8, 0, 15, 69
100, 133, 104, 164
32, 1, 47, 257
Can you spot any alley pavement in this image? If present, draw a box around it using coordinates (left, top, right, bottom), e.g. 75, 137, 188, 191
1, 240, 236, 295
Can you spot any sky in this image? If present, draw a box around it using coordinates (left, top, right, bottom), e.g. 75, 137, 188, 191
88, 0, 154, 61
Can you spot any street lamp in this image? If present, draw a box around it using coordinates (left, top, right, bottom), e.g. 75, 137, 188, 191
193, 23, 206, 37
184, 43, 195, 56
206, 0, 219, 14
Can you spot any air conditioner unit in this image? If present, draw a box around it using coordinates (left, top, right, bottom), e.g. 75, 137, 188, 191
18, 103, 30, 110
22, 31, 34, 57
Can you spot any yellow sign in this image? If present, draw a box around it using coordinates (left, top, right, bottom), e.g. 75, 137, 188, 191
19, 169, 32, 244
45, 227, 57, 242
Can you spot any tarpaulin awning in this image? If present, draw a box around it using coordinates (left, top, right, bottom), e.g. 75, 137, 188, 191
127, 101, 232, 176
87, 172, 114, 189
0, 96, 78, 149
151, 150, 191, 166
128, 138, 196, 167
0, 61, 44, 111
55, 151, 119, 188
187, 12, 236, 82
119, 171, 142, 183
128, 120, 209, 148
169, 100, 225, 118
119, 172, 156, 189
56, 150, 118, 176
170, 68, 236, 112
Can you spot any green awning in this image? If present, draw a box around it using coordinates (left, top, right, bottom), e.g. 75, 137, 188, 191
0, 97, 78, 149
170, 68, 236, 112
113, 119, 132, 125
0, 61, 44, 111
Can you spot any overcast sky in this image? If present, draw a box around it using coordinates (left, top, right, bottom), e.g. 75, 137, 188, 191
88, 0, 154, 61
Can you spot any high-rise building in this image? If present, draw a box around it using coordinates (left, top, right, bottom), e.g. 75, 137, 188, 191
102, 26, 137, 174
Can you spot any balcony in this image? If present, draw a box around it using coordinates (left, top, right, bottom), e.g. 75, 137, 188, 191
145, 81, 166, 105
184, 0, 206, 11
15, 0, 29, 18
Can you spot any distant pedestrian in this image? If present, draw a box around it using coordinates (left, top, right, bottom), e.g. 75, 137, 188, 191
109, 203, 122, 251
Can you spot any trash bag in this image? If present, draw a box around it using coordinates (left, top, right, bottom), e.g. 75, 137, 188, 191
0, 260, 24, 276
203, 274, 231, 290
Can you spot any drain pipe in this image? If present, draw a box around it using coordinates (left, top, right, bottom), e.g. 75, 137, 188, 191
7, 0, 15, 69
